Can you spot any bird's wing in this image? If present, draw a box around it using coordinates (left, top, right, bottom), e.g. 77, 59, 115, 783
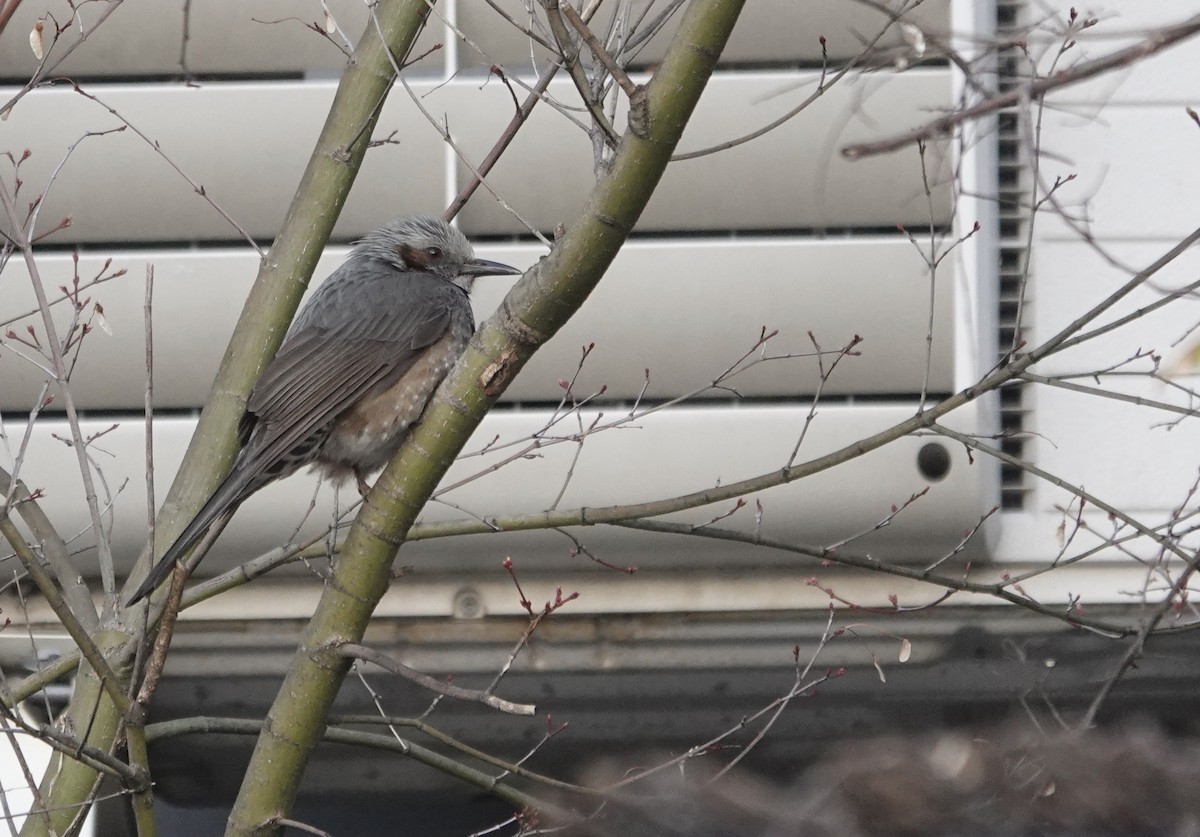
126, 262, 471, 606
240, 264, 469, 470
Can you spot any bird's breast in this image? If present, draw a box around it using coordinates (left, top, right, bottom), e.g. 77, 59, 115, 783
317, 328, 469, 478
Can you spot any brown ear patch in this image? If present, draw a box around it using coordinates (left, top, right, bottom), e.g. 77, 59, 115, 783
398, 244, 431, 270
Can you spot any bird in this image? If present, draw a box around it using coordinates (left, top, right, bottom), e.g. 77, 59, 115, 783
126, 216, 520, 605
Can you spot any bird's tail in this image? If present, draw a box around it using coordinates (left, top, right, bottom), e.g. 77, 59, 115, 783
124, 466, 258, 606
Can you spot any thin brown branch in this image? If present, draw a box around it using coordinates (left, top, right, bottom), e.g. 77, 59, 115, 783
561, 1, 639, 98
481, 0, 555, 51
408, 222, 1200, 553
330, 713, 594, 794
0, 0, 22, 37
443, 59, 558, 219
383, 37, 550, 243
931, 423, 1193, 568
0, 262, 127, 329
609, 517, 1157, 639
69, 86, 265, 255
671, 3, 912, 162
1021, 371, 1200, 419
0, 700, 52, 835
1082, 473, 1200, 727
145, 716, 574, 818
338, 643, 536, 716
0, 516, 132, 714
441, 0, 605, 222
0, 177, 121, 597
541, 0, 621, 148
787, 333, 862, 467
134, 563, 186, 708
604, 669, 835, 792
842, 14, 1200, 158
143, 264, 155, 582
710, 606, 840, 782
0, 0, 125, 118
0, 467, 97, 628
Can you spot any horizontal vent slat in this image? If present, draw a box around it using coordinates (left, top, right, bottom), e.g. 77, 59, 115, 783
1, 0, 951, 80
457, 71, 954, 235
3, 70, 953, 244
7, 403, 990, 581
0, 237, 958, 412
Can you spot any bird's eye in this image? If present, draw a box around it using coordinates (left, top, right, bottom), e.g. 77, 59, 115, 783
425, 247, 443, 261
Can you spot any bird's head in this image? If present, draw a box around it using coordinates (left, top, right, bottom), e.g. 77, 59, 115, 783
356, 216, 520, 290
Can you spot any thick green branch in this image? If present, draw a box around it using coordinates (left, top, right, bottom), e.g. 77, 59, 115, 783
228, 2, 746, 834
123, 0, 435, 606
20, 3, 438, 836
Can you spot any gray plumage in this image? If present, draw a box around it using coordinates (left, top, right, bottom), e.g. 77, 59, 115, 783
127, 217, 519, 605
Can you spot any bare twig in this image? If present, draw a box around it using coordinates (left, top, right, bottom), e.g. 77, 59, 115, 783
143, 265, 155, 584
0, 691, 52, 835
541, 0, 621, 148
560, 1, 639, 98
443, 1, 597, 223
671, 3, 916, 162
145, 716, 572, 818
273, 818, 332, 837
787, 333, 862, 467
134, 563, 186, 707
842, 14, 1200, 158
611, 518, 1141, 639
0, 0, 23, 37
1020, 372, 1200, 420
0, 177, 123, 600
0, 0, 125, 118
69, 86, 265, 255
604, 669, 837, 791
709, 605, 840, 782
339, 643, 536, 716
0, 515, 132, 714
0, 467, 97, 628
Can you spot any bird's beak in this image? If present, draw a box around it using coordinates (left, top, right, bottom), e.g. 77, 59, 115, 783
460, 257, 522, 277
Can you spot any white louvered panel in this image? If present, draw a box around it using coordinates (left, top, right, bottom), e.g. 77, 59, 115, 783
0, 81, 447, 243
994, 1, 1200, 559
1038, 1, 1200, 105
477, 237, 958, 399
0, 0, 951, 80
0, 0, 999, 591
1031, 240, 1200, 376
1, 249, 255, 411
997, 373, 1200, 567
1031, 384, 1200, 516
0, 1, 379, 78
1040, 105, 1200, 242
3, 68, 952, 244
456, 0, 952, 69
1023, 239, 1200, 543
455, 71, 954, 235
0, 236, 956, 411
6, 402, 991, 584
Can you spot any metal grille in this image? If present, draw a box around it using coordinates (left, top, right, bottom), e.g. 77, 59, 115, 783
996, 0, 1032, 510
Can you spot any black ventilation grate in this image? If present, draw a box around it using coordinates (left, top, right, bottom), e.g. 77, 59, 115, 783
996, 0, 1033, 510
